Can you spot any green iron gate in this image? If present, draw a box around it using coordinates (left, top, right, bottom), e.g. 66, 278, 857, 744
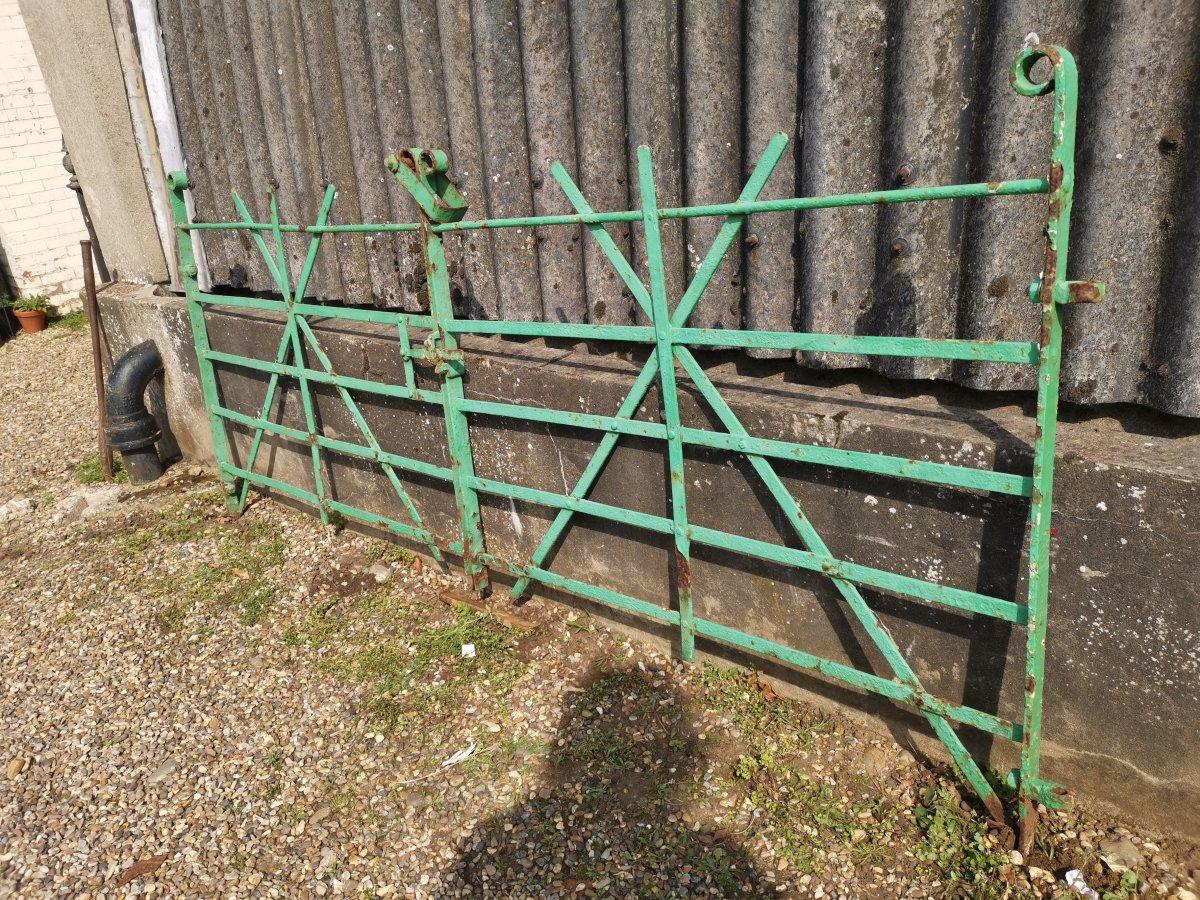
171, 45, 1101, 851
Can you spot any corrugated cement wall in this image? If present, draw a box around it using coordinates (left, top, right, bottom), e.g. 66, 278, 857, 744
153, 0, 1200, 417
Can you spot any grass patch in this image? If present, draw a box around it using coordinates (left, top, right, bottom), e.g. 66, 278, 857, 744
704, 663, 900, 876
363, 609, 527, 730
161, 516, 287, 626
50, 310, 87, 332
556, 728, 631, 775
282, 602, 345, 649
364, 542, 415, 566
76, 452, 127, 485
732, 744, 895, 873
306, 606, 527, 742
122, 494, 215, 556
698, 662, 819, 739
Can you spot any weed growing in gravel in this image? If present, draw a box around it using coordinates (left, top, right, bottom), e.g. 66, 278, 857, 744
732, 744, 896, 873
162, 518, 287, 626
365, 609, 527, 729
122, 496, 213, 556
153, 600, 190, 635
282, 601, 346, 649
912, 785, 1008, 891
697, 662, 815, 736
304, 605, 527, 744
49, 310, 87, 332
1104, 871, 1141, 900
75, 452, 127, 484
363, 541, 415, 566
688, 846, 744, 894
21, 482, 57, 507
557, 729, 632, 775
277, 803, 307, 827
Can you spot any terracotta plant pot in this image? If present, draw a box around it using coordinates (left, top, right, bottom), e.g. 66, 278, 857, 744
13, 309, 46, 334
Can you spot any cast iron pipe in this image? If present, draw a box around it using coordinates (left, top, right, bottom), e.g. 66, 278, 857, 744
105, 341, 164, 483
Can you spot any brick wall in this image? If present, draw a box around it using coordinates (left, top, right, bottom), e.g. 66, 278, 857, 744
0, 0, 86, 302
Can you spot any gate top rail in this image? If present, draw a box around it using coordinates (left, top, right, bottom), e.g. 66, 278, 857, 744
169, 43, 1103, 853
180, 176, 1050, 234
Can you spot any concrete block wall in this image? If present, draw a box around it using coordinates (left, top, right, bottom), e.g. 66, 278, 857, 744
0, 0, 86, 301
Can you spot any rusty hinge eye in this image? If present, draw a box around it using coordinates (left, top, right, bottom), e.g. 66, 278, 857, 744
1027, 276, 1106, 305
397, 147, 450, 177
385, 147, 468, 224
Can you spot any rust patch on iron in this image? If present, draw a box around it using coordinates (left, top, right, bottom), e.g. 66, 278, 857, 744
982, 792, 1007, 830
674, 550, 692, 591
1068, 282, 1102, 303
1048, 163, 1064, 193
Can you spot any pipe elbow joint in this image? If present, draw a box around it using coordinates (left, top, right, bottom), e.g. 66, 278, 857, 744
105, 341, 165, 482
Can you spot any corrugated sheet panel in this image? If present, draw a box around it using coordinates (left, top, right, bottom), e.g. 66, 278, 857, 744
153, 0, 1200, 416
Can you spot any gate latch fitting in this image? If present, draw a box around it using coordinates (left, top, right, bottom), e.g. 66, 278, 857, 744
386, 148, 468, 224
415, 332, 465, 376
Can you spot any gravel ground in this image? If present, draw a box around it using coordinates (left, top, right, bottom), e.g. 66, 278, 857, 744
1, 326, 1198, 898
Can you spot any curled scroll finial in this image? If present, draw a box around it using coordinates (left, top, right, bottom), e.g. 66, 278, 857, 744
1009, 44, 1064, 97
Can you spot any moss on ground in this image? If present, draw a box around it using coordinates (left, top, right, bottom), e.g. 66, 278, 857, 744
75, 452, 127, 485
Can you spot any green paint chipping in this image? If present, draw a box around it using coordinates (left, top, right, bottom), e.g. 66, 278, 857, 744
170, 45, 1099, 845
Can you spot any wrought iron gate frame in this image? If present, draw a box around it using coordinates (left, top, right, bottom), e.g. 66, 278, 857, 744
169, 45, 1100, 850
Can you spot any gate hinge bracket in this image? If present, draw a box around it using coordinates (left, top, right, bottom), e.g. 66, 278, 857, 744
385, 148, 468, 224
1027, 277, 1106, 305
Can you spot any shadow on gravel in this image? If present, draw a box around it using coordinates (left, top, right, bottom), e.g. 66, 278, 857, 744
441, 665, 767, 898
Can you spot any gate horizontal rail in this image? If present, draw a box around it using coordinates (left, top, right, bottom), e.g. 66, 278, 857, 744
171, 44, 1101, 851
183, 176, 1050, 233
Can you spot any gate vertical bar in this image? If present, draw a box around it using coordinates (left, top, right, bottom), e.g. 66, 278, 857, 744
168, 171, 239, 509
637, 146, 694, 661
1012, 44, 1078, 854
424, 222, 490, 592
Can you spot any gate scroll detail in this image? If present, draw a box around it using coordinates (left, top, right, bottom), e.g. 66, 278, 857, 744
170, 45, 1101, 851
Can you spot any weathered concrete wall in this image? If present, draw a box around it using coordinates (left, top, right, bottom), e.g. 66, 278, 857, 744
99, 287, 1200, 840
18, 0, 166, 284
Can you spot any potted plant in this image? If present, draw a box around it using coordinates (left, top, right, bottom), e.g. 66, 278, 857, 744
3, 295, 49, 334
